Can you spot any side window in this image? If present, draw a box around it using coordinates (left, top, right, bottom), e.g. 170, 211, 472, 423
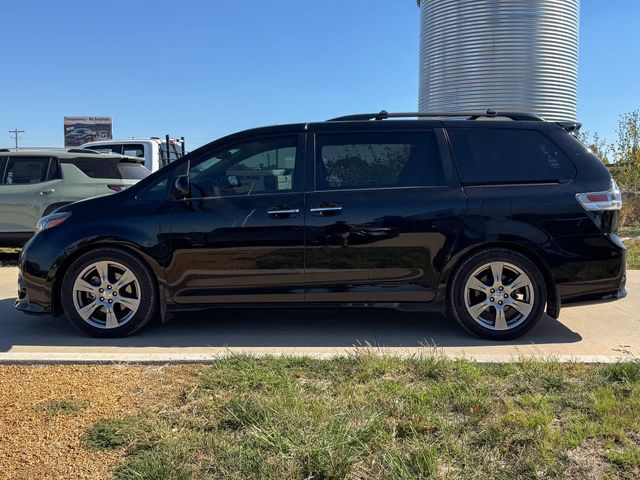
47, 158, 62, 180
188, 136, 300, 198
123, 144, 145, 158
447, 128, 576, 184
62, 157, 120, 179
315, 132, 441, 190
88, 144, 123, 155
2, 157, 50, 185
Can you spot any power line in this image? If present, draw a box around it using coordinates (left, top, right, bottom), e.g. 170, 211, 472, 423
9, 128, 24, 149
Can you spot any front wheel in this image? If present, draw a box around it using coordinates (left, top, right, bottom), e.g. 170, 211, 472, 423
61, 248, 157, 337
448, 248, 547, 340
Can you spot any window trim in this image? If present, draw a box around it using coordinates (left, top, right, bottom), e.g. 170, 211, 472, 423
0, 158, 6, 184
312, 129, 446, 192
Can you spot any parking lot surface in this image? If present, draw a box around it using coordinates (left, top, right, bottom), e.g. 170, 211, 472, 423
0, 267, 637, 363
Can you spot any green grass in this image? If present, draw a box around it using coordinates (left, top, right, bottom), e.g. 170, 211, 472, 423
83, 354, 640, 479
620, 226, 640, 238
33, 397, 88, 418
626, 239, 640, 269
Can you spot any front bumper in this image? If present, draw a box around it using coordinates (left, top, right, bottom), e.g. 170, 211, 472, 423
14, 271, 51, 315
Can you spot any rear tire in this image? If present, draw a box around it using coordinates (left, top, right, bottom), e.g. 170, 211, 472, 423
61, 248, 157, 337
448, 248, 546, 340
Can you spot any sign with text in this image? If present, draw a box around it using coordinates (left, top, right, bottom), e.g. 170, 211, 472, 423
64, 116, 112, 147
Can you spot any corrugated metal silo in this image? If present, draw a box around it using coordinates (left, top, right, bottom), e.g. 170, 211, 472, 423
418, 0, 580, 121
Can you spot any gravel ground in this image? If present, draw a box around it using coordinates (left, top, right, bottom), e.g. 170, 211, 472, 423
0, 365, 199, 480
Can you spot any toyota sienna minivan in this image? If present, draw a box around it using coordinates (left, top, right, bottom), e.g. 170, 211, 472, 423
15, 111, 627, 340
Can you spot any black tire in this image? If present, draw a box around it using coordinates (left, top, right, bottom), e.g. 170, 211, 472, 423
448, 248, 546, 340
61, 248, 157, 337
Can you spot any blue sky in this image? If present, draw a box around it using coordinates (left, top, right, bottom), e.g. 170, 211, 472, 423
0, 0, 638, 148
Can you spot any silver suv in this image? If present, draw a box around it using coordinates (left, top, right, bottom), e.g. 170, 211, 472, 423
0, 148, 150, 246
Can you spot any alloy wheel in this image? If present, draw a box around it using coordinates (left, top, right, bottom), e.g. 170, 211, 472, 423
71, 261, 141, 329
463, 261, 535, 331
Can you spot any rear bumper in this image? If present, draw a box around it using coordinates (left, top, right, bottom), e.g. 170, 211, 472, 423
561, 286, 627, 308
555, 234, 627, 309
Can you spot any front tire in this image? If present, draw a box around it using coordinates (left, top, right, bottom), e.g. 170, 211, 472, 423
61, 248, 157, 337
448, 248, 546, 340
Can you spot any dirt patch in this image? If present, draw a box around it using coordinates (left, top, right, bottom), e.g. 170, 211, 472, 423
566, 439, 609, 480
0, 364, 199, 480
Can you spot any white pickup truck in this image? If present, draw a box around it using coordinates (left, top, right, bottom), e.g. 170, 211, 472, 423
80, 137, 185, 172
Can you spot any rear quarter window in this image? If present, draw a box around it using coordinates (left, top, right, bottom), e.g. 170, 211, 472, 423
448, 128, 576, 184
62, 157, 121, 179
118, 163, 150, 179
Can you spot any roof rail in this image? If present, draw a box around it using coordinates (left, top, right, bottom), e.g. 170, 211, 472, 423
67, 148, 101, 155
328, 109, 545, 122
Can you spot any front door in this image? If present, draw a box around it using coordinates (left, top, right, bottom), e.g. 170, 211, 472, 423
161, 134, 306, 305
0, 156, 62, 234
305, 127, 467, 302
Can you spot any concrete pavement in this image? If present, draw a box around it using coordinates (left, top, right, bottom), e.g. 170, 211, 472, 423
0, 266, 638, 363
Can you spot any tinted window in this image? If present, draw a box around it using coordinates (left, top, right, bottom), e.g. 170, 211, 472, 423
48, 158, 62, 180
316, 132, 441, 190
62, 157, 121, 179
188, 136, 299, 198
448, 128, 576, 184
118, 163, 151, 179
139, 177, 169, 201
2, 157, 50, 184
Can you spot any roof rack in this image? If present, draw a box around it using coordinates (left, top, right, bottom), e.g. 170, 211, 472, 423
328, 109, 545, 122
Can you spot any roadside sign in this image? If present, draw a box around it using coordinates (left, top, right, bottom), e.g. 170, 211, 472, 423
64, 116, 112, 147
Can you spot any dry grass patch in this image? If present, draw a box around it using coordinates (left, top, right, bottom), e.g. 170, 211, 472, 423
0, 364, 199, 480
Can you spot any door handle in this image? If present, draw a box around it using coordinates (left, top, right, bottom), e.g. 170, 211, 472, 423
267, 207, 300, 217
310, 205, 342, 215
39, 189, 55, 195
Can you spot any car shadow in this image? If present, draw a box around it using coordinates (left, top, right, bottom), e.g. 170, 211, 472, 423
0, 298, 582, 352
0, 251, 19, 267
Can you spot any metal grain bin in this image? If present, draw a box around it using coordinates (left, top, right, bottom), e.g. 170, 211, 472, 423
418, 0, 580, 121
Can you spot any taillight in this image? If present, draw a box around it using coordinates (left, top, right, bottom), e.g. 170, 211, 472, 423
108, 185, 129, 192
576, 180, 622, 211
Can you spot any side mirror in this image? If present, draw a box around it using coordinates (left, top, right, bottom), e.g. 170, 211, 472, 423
174, 175, 191, 200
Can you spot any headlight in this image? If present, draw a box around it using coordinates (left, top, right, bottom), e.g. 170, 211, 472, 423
35, 212, 71, 234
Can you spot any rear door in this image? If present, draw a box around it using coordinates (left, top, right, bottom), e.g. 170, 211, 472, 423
0, 156, 62, 233
305, 123, 467, 302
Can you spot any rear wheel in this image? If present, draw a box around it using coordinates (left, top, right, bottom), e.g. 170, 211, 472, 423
61, 248, 157, 337
448, 248, 546, 340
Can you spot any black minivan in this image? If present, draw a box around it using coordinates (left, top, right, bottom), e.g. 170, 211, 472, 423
16, 111, 627, 340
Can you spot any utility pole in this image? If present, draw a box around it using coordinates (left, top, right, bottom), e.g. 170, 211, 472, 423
9, 128, 24, 149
